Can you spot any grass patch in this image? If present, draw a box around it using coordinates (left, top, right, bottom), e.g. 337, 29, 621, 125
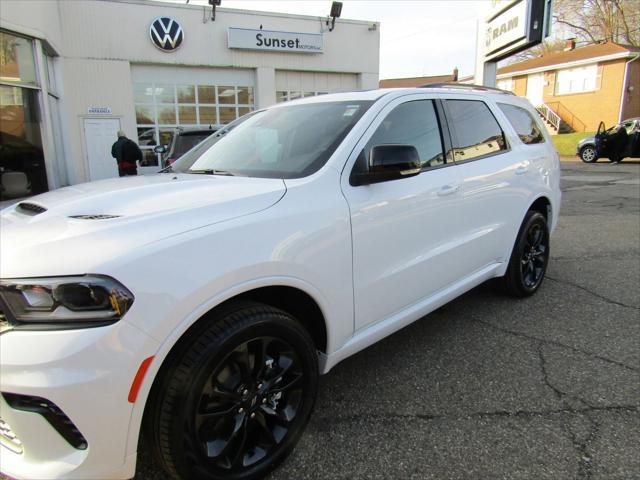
552, 131, 594, 156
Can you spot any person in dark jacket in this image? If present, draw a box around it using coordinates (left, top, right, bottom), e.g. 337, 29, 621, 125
608, 124, 628, 164
111, 131, 142, 176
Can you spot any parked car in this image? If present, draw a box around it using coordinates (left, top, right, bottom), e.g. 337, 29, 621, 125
154, 127, 218, 167
577, 117, 640, 163
160, 112, 259, 173
0, 86, 561, 480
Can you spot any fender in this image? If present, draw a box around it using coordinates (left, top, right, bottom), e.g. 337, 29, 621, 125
496, 193, 554, 277
122, 274, 333, 459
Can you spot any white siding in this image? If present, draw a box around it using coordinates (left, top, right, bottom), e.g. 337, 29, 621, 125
275, 70, 358, 94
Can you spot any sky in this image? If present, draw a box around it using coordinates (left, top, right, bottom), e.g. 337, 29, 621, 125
163, 0, 487, 79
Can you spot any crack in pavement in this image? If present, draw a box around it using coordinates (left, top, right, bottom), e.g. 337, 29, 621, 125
475, 319, 639, 373
314, 405, 637, 428
537, 342, 599, 478
551, 251, 640, 262
546, 275, 639, 310
479, 320, 635, 478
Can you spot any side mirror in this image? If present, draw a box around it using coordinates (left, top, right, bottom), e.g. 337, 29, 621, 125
154, 145, 167, 154
351, 144, 421, 186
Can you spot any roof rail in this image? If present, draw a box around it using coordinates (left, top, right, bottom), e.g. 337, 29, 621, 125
418, 82, 515, 95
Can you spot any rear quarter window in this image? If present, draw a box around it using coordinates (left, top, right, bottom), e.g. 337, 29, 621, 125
444, 100, 507, 162
498, 103, 545, 145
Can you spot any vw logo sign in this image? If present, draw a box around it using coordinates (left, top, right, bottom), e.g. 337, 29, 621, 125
150, 17, 184, 52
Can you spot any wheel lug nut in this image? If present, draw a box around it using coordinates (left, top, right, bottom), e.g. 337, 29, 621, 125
242, 389, 249, 395
258, 383, 263, 389
262, 398, 267, 404
238, 407, 244, 413
250, 412, 256, 419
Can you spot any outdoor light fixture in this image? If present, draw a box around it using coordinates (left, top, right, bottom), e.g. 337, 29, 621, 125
208, 0, 221, 21
328, 1, 342, 32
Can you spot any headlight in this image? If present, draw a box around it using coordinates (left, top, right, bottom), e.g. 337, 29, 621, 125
0, 275, 134, 329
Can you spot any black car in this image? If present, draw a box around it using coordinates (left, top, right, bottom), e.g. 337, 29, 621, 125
154, 127, 217, 168
577, 118, 640, 163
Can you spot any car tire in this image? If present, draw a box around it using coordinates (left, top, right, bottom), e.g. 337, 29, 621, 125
579, 145, 598, 163
144, 301, 319, 480
501, 211, 550, 297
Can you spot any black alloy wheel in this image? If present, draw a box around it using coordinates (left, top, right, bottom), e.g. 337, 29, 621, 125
145, 302, 319, 480
191, 336, 304, 471
501, 211, 550, 297
520, 222, 547, 290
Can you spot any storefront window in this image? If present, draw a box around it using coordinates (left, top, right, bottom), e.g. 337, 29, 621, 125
198, 85, 215, 103
0, 31, 37, 86
1, 31, 48, 199
217, 86, 236, 104
200, 106, 216, 124
177, 85, 195, 103
133, 83, 153, 103
219, 107, 236, 124
135, 105, 155, 124
134, 82, 254, 166
0, 85, 47, 198
178, 105, 197, 124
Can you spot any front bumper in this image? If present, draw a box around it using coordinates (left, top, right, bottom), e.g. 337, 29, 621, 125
0, 321, 159, 479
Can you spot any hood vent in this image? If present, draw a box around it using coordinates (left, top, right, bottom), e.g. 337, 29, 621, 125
16, 202, 47, 215
69, 214, 121, 220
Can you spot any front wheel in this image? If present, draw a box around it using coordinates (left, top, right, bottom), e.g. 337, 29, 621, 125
501, 211, 550, 297
145, 302, 319, 480
580, 145, 598, 163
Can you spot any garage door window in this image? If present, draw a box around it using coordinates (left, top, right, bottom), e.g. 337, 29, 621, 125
134, 83, 254, 166
276, 91, 328, 103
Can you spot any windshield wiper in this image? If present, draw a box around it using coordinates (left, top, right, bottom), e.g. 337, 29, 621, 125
190, 169, 235, 176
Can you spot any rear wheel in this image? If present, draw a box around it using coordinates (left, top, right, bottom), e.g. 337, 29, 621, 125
145, 302, 319, 480
501, 211, 550, 297
579, 145, 598, 163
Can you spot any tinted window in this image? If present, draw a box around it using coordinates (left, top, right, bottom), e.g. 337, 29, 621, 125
189, 101, 372, 179
498, 103, 545, 145
445, 100, 507, 161
366, 100, 445, 169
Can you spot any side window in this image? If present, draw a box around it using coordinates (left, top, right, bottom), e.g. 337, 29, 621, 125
445, 100, 507, 162
365, 100, 445, 169
498, 103, 545, 145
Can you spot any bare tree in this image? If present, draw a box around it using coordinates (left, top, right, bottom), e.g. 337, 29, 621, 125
554, 0, 640, 47
509, 38, 569, 63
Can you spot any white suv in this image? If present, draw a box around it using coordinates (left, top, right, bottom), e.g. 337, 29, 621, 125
0, 86, 560, 480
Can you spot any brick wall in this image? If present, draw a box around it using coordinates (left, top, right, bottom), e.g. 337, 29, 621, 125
503, 59, 630, 132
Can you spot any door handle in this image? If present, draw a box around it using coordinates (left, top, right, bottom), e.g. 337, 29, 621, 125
437, 184, 460, 196
515, 164, 529, 175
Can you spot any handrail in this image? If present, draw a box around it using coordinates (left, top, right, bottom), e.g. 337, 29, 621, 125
547, 101, 586, 132
536, 103, 561, 131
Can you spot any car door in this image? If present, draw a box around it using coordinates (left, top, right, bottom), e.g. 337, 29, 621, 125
341, 95, 466, 332
442, 97, 532, 270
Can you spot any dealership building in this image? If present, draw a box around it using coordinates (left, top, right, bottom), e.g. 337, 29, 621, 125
0, 0, 379, 199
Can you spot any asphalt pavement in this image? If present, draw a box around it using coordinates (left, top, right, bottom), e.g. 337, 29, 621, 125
131, 159, 640, 479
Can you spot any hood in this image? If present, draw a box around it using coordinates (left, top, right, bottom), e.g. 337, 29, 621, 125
0, 174, 286, 277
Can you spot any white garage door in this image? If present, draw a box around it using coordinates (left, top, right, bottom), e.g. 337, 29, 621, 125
275, 70, 358, 102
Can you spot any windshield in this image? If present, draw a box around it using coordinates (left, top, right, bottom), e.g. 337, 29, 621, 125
188, 101, 372, 178
164, 113, 258, 173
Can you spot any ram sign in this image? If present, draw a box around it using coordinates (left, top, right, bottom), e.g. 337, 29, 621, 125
484, 0, 552, 62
